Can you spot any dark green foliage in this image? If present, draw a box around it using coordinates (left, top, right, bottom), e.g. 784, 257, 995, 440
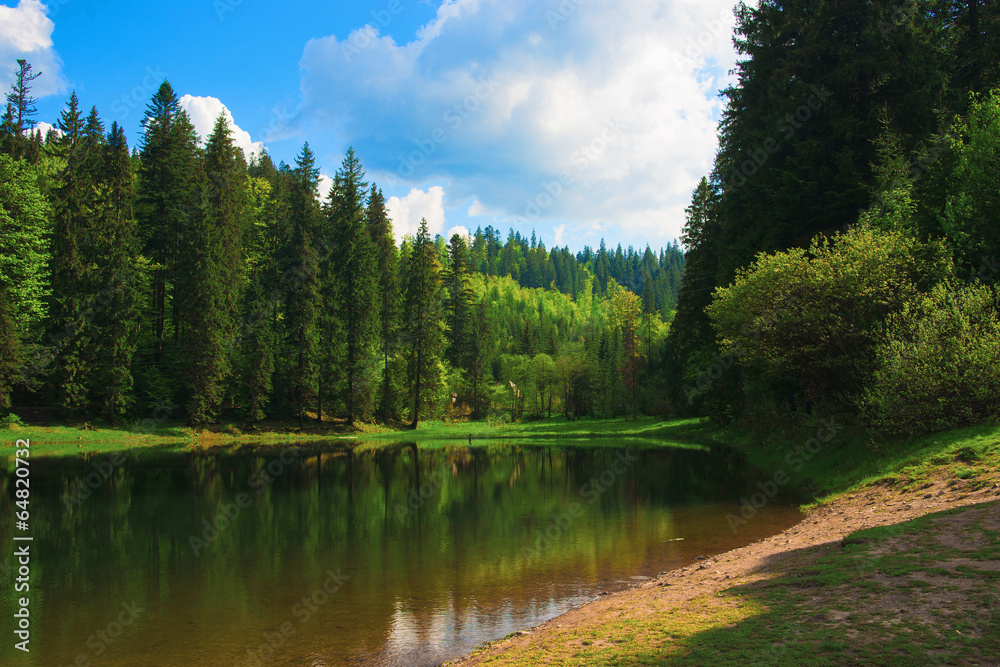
445, 233, 475, 371
0, 287, 20, 412
281, 143, 323, 426
326, 147, 375, 425
403, 218, 445, 428
366, 184, 399, 422
182, 113, 247, 423
136, 82, 202, 368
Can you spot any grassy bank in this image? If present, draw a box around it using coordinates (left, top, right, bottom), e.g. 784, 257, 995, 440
1, 415, 717, 458
729, 419, 1000, 507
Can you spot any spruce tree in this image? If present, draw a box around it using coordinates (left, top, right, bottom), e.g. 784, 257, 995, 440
281, 143, 323, 426
403, 218, 444, 428
182, 113, 246, 423
366, 184, 399, 422
136, 81, 202, 367
92, 121, 140, 424
326, 147, 375, 425
445, 233, 474, 372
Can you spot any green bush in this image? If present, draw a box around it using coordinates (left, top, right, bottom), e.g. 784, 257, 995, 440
862, 283, 1000, 436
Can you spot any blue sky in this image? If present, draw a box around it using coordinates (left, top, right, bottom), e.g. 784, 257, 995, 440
2, 0, 739, 252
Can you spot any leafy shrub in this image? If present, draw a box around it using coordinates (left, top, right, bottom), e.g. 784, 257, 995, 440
862, 283, 1000, 436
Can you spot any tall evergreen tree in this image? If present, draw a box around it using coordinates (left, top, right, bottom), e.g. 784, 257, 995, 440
326, 147, 375, 425
92, 121, 141, 424
281, 143, 323, 426
136, 81, 202, 367
403, 218, 444, 429
182, 113, 246, 423
5, 59, 41, 134
366, 184, 399, 422
444, 233, 474, 372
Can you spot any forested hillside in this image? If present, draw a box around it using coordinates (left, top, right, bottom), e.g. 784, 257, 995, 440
0, 69, 680, 427
668, 0, 1000, 435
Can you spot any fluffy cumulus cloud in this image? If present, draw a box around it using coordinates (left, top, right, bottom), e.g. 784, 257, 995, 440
386, 186, 447, 243
294, 0, 737, 247
0, 0, 65, 98
179, 95, 264, 162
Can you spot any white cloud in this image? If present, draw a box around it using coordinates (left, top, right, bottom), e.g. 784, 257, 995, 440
34, 120, 58, 137
552, 223, 565, 247
292, 0, 737, 248
445, 225, 470, 241
0, 0, 65, 98
317, 173, 334, 200
386, 186, 446, 243
178, 95, 264, 162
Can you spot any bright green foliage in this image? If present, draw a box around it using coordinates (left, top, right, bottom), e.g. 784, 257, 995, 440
0, 154, 49, 336
366, 184, 399, 422
403, 218, 445, 428
239, 174, 279, 424
609, 284, 642, 420
326, 147, 375, 424
938, 91, 1000, 275
706, 226, 954, 412
863, 282, 1000, 436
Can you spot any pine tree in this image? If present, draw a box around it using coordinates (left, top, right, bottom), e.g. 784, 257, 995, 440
5, 59, 41, 134
326, 147, 375, 425
91, 122, 141, 424
403, 218, 444, 428
281, 143, 323, 426
136, 81, 202, 367
445, 233, 474, 371
47, 93, 96, 413
182, 113, 246, 423
366, 184, 399, 422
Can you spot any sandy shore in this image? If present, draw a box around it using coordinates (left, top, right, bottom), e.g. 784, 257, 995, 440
448, 468, 1000, 665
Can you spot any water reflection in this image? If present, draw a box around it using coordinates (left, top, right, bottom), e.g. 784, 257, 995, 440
0, 440, 802, 666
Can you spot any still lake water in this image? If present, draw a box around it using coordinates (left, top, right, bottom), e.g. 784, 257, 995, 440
0, 439, 801, 666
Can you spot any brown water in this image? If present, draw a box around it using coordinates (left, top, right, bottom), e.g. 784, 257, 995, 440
0, 440, 802, 666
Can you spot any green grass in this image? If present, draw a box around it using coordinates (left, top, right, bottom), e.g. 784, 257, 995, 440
730, 419, 1000, 507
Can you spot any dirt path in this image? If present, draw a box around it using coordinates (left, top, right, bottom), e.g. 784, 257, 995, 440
448, 469, 1000, 665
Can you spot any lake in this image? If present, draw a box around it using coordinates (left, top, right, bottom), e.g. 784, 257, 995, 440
0, 439, 802, 666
